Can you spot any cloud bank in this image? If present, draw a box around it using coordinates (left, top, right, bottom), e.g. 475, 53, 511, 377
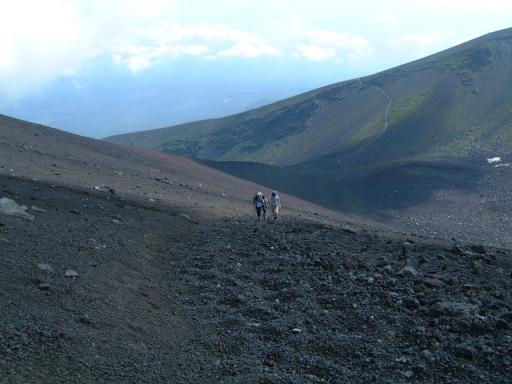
111, 23, 282, 72
0, 0, 509, 102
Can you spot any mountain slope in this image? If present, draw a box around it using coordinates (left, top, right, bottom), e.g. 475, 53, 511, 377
2, 119, 512, 383
106, 29, 512, 247
0, 114, 338, 220
106, 28, 512, 167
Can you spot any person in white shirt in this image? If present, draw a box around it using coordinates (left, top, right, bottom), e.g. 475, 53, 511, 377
269, 191, 281, 221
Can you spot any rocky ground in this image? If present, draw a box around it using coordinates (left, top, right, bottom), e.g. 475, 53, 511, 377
386, 158, 512, 249
172, 216, 512, 383
2, 174, 512, 383
2, 115, 512, 383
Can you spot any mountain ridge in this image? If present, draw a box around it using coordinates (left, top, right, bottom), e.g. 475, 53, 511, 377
106, 27, 512, 166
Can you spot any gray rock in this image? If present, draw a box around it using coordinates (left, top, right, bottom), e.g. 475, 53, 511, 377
413, 364, 426, 374
37, 263, 53, 273
403, 297, 420, 309
403, 370, 414, 378
451, 245, 465, 255
397, 266, 418, 277
423, 278, 444, 288
494, 319, 510, 330
470, 244, 486, 254
431, 301, 479, 318
0, 198, 35, 220
465, 251, 484, 259
455, 344, 477, 359
37, 283, 51, 291
79, 315, 93, 325
500, 312, 512, 323
64, 270, 80, 278
342, 227, 357, 235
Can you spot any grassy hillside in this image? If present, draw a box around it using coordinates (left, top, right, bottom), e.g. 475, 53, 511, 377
107, 28, 512, 214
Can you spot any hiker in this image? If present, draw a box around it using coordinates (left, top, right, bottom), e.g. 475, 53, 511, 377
261, 193, 269, 219
270, 191, 281, 221
252, 192, 266, 221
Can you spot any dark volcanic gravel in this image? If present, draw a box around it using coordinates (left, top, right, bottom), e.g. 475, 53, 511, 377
1, 175, 512, 383
0, 176, 214, 383
170, 217, 512, 383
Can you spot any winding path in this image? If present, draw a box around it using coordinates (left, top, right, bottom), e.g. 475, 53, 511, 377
373, 85, 392, 132
338, 79, 392, 177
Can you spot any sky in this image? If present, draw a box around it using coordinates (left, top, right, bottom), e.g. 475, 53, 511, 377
0, 0, 511, 137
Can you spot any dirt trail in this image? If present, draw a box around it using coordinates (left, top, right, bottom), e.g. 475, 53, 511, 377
374, 85, 392, 131
339, 81, 393, 177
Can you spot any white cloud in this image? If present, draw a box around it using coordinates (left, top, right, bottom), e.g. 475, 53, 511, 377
125, 56, 153, 72
127, 0, 176, 16
393, 31, 446, 46
0, 0, 508, 102
294, 29, 373, 62
389, 30, 457, 59
373, 15, 398, 30
217, 42, 281, 58
110, 23, 281, 71
408, 0, 512, 12
0, 0, 98, 98
0, 0, 282, 98
295, 45, 337, 62
111, 40, 211, 71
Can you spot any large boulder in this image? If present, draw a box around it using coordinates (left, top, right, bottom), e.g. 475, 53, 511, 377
0, 198, 34, 220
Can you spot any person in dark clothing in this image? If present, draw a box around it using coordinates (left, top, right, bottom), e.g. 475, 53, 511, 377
252, 192, 267, 221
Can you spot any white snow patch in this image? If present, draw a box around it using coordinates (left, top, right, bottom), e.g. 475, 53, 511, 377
494, 163, 510, 168
487, 157, 501, 164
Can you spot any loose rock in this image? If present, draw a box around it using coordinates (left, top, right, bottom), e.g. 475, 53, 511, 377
37, 263, 53, 273
0, 197, 35, 220
64, 270, 80, 278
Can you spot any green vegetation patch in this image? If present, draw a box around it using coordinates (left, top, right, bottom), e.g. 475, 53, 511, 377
457, 69, 474, 86
210, 100, 318, 154
441, 47, 492, 72
443, 57, 471, 71
239, 141, 261, 153
345, 117, 383, 148
158, 139, 202, 156
389, 86, 433, 126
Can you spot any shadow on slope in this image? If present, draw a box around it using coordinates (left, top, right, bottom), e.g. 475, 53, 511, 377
203, 155, 480, 215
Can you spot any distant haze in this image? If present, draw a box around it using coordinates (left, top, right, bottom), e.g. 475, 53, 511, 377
0, 0, 510, 137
